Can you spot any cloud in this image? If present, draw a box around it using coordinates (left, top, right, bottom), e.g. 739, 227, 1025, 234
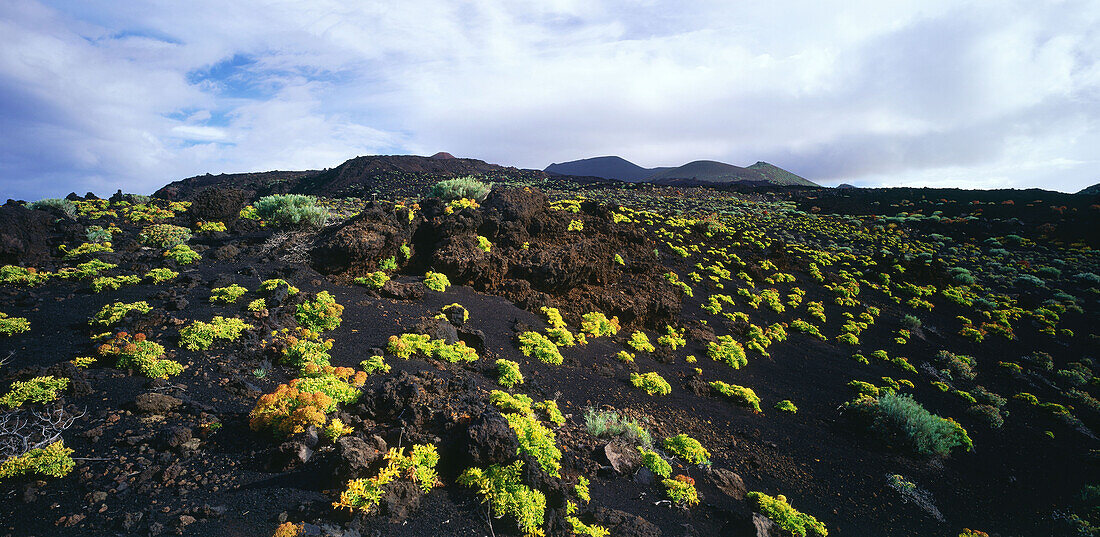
0, 0, 1097, 200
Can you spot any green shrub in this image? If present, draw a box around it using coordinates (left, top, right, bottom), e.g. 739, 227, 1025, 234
210, 284, 248, 304
294, 375, 361, 411
497, 359, 524, 388
709, 381, 761, 412
179, 317, 253, 351
505, 412, 562, 476
0, 313, 31, 336
139, 224, 191, 248
657, 325, 686, 349
164, 244, 201, 264
354, 271, 389, 289
431, 177, 491, 202
663, 475, 699, 506
360, 355, 391, 375
628, 331, 655, 352
0, 440, 74, 479
254, 194, 328, 227
490, 390, 534, 416
565, 517, 609, 537
581, 312, 620, 338
708, 335, 747, 368
56, 259, 115, 280
296, 291, 344, 331
91, 274, 141, 293
247, 298, 266, 312
334, 444, 440, 513
540, 307, 566, 329
584, 408, 651, 447
97, 332, 184, 379
0, 265, 50, 286
90, 301, 151, 327
775, 400, 798, 413
458, 461, 545, 536
637, 447, 671, 477
871, 393, 973, 456
27, 198, 76, 217
386, 333, 478, 363
533, 399, 565, 426
477, 235, 492, 253
260, 278, 299, 296
0, 376, 69, 408
631, 372, 672, 396
144, 268, 178, 283
517, 331, 563, 365
424, 271, 450, 292
60, 242, 113, 259
747, 491, 827, 537
664, 434, 711, 465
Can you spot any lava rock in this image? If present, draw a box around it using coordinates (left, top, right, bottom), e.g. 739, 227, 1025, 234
134, 393, 182, 414
463, 412, 519, 467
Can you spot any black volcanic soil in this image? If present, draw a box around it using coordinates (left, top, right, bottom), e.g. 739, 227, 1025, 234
0, 183, 1098, 537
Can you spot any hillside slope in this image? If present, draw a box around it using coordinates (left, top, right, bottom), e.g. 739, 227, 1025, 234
648, 160, 818, 187
545, 156, 666, 182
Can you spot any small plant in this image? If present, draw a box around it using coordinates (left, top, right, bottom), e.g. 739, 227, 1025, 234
565, 516, 610, 537
179, 316, 253, 351
144, 268, 179, 283
541, 307, 566, 329
424, 271, 450, 292
637, 447, 671, 477
533, 399, 565, 426
631, 372, 672, 396
664, 434, 711, 465
260, 279, 300, 296
165, 244, 201, 264
379, 256, 399, 272
568, 219, 584, 232
98, 332, 184, 379
497, 359, 524, 388
580, 312, 620, 338
354, 271, 389, 289
0, 440, 75, 479
506, 412, 562, 476
27, 198, 76, 217
360, 355, 391, 375
334, 444, 440, 513
458, 460, 545, 536
848, 392, 973, 457
663, 475, 699, 507
517, 331, 563, 365
0, 265, 50, 286
628, 331, 655, 352
708, 335, 747, 369
584, 408, 652, 447
247, 298, 267, 312
775, 400, 798, 413
296, 291, 344, 331
574, 476, 591, 503
477, 235, 492, 252
323, 418, 354, 442
0, 376, 69, 408
254, 194, 328, 227
195, 221, 227, 232
139, 223, 191, 248
60, 242, 114, 259
709, 381, 761, 412
657, 325, 686, 349
0, 313, 31, 336
746, 491, 828, 537
210, 284, 248, 304
431, 177, 491, 202
249, 383, 332, 437
91, 274, 141, 292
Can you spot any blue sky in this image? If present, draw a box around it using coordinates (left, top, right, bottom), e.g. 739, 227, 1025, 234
1, 0, 1098, 199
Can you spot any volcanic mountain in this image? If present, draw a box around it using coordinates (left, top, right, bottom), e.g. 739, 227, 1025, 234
545, 156, 669, 182
647, 160, 818, 187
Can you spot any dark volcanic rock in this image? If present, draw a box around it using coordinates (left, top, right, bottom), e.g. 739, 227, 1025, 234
0, 201, 81, 264
335, 435, 387, 480
462, 412, 519, 467
189, 187, 250, 225
592, 507, 661, 537
134, 393, 182, 414
310, 202, 416, 276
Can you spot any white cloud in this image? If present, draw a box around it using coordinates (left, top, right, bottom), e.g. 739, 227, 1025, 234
0, 0, 1097, 200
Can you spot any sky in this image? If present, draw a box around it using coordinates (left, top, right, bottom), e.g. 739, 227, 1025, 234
1, 0, 1098, 200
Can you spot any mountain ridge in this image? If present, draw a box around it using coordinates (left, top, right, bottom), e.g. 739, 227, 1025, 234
545, 156, 818, 187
